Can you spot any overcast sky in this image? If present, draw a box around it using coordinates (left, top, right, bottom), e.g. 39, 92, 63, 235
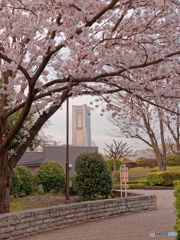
43, 95, 147, 154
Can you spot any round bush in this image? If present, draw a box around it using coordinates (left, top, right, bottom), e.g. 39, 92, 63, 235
75, 152, 112, 201
11, 165, 33, 197
106, 158, 123, 171
37, 161, 65, 193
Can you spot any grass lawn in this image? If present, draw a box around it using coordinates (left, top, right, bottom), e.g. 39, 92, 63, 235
10, 193, 80, 212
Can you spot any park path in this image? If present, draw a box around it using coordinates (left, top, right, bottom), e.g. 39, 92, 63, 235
23, 190, 176, 240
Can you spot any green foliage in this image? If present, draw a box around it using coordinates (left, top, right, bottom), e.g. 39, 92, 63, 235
69, 173, 79, 195
123, 161, 137, 168
11, 166, 33, 197
129, 183, 145, 189
168, 161, 177, 166
146, 172, 164, 186
32, 174, 39, 193
112, 170, 120, 182
173, 180, 180, 239
106, 158, 123, 171
167, 154, 180, 166
113, 183, 145, 189
147, 171, 180, 186
113, 184, 120, 189
162, 172, 180, 186
75, 152, 112, 201
138, 180, 150, 186
136, 158, 158, 168
37, 161, 65, 193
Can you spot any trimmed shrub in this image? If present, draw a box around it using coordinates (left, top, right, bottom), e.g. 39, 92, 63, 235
136, 158, 158, 168
69, 173, 78, 195
173, 180, 180, 239
11, 165, 33, 197
167, 154, 180, 166
75, 152, 112, 201
129, 183, 145, 189
37, 161, 65, 193
146, 172, 164, 186
113, 183, 145, 189
138, 180, 150, 186
147, 171, 180, 186
106, 158, 123, 171
162, 172, 180, 186
113, 184, 120, 189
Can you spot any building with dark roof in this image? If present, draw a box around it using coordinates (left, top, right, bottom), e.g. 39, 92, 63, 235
17, 145, 98, 174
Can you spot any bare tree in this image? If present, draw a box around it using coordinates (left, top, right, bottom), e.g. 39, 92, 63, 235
104, 140, 132, 172
106, 96, 168, 171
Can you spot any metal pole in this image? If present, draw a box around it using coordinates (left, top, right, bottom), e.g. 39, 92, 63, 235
66, 97, 70, 202
125, 165, 127, 198
120, 165, 122, 198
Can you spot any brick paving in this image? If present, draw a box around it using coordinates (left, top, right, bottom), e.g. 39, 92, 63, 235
23, 190, 176, 240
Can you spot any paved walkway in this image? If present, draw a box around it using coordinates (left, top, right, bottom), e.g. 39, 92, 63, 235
23, 190, 176, 240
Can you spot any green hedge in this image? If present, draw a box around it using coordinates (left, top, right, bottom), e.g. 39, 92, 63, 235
146, 172, 164, 186
113, 183, 145, 189
11, 165, 33, 197
173, 180, 180, 239
146, 171, 180, 186
138, 180, 150, 186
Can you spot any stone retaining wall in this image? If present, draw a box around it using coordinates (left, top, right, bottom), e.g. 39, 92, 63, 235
0, 193, 157, 240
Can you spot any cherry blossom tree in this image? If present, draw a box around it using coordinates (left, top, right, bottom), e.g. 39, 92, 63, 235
1, 0, 180, 214
107, 96, 168, 171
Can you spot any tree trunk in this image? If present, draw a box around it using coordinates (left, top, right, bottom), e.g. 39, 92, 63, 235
159, 117, 166, 171
114, 158, 116, 172
0, 152, 12, 214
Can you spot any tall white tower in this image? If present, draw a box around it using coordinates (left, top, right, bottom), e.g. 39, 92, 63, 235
72, 104, 91, 146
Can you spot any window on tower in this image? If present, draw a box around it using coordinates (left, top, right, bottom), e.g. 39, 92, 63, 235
77, 112, 83, 129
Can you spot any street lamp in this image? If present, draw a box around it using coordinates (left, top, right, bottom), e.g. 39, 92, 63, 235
65, 97, 71, 204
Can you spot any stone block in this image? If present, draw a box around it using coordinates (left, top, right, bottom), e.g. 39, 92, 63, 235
30, 220, 43, 226
12, 229, 26, 236
20, 217, 36, 223
26, 226, 39, 233
78, 216, 87, 221
67, 218, 76, 223
36, 214, 50, 220
50, 212, 59, 218
55, 216, 64, 222
65, 214, 75, 219
0, 226, 15, 234
39, 223, 48, 230
44, 218, 55, 224
0, 232, 11, 239
60, 211, 69, 216
77, 212, 85, 217
16, 223, 30, 230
